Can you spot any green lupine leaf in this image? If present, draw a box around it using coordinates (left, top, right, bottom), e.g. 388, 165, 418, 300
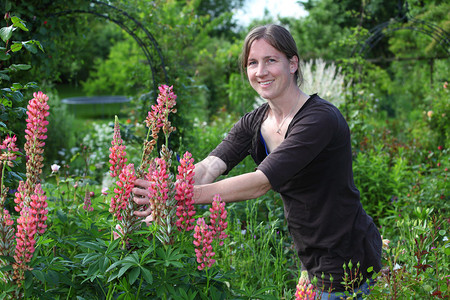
128, 267, 140, 285
78, 241, 105, 252
141, 267, 153, 284
105, 260, 123, 273
33, 270, 46, 283
117, 265, 131, 278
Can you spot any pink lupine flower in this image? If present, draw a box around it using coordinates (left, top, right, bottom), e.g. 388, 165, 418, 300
0, 208, 14, 226
146, 85, 177, 132
110, 163, 136, 221
83, 189, 94, 212
13, 181, 26, 212
145, 158, 170, 225
209, 194, 228, 245
0, 135, 19, 167
140, 85, 178, 174
14, 207, 37, 265
24, 91, 50, 184
175, 151, 196, 231
295, 272, 317, 300
193, 217, 216, 271
109, 116, 127, 178
29, 184, 48, 234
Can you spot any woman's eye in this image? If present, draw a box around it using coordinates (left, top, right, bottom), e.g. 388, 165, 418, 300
268, 58, 276, 63
248, 61, 257, 66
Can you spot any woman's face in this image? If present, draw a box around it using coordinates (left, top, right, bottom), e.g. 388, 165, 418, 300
246, 38, 298, 101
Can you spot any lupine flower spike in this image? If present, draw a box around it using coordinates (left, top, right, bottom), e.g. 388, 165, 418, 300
175, 151, 196, 231
29, 183, 48, 234
193, 217, 215, 271
0, 134, 19, 168
295, 271, 317, 300
110, 163, 136, 221
193, 194, 228, 270
145, 158, 170, 226
23, 91, 50, 187
11, 92, 50, 290
109, 116, 127, 178
83, 188, 94, 212
209, 194, 228, 245
0, 135, 19, 268
13, 207, 36, 287
14, 92, 50, 212
140, 85, 177, 173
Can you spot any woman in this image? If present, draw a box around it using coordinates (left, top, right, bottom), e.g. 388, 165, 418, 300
134, 24, 382, 298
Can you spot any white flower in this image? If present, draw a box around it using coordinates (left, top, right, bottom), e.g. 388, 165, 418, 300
51, 164, 60, 173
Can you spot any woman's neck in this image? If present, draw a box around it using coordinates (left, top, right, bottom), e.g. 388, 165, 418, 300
267, 88, 308, 121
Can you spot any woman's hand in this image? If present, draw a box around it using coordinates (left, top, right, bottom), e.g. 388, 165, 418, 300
132, 179, 152, 218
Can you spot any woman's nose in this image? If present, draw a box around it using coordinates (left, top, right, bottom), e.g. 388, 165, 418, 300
256, 63, 268, 77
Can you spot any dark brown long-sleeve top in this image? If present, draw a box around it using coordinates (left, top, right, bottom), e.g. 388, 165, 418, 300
210, 94, 382, 291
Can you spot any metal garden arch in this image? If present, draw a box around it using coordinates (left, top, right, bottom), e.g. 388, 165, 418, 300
355, 0, 449, 85
50, 0, 169, 98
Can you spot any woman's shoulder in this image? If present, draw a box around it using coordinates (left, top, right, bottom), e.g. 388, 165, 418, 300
239, 102, 269, 126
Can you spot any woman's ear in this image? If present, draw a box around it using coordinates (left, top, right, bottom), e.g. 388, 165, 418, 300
290, 55, 299, 74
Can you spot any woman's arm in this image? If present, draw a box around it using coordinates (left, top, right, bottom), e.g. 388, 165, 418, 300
194, 170, 271, 204
193, 155, 227, 185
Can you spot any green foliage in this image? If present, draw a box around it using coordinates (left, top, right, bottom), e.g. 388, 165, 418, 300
0, 15, 42, 137
423, 81, 450, 148
353, 147, 411, 226
370, 208, 449, 299
82, 37, 151, 96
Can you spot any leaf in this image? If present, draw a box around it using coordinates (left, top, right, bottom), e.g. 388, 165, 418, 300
10, 64, 31, 71
141, 245, 154, 262
56, 210, 68, 223
22, 41, 37, 54
128, 267, 140, 285
0, 265, 13, 272
117, 265, 131, 278
11, 17, 28, 31
33, 269, 46, 283
122, 252, 139, 265
105, 260, 123, 273
0, 25, 15, 43
0, 51, 10, 61
78, 241, 105, 252
141, 267, 153, 284
11, 91, 23, 103
10, 43, 22, 52
11, 82, 23, 89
